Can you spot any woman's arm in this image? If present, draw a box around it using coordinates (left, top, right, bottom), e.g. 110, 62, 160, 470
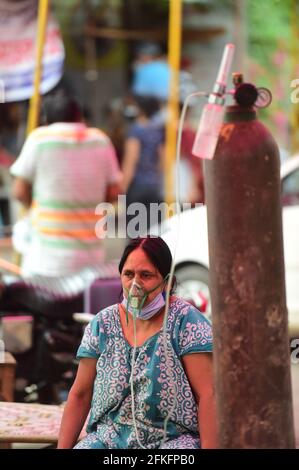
57, 358, 97, 449
12, 177, 32, 208
121, 137, 140, 192
182, 353, 218, 449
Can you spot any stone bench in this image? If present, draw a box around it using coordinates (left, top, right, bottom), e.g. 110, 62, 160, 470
0, 401, 86, 447
0, 352, 16, 402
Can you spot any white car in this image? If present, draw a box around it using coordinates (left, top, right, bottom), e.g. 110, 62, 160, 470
160, 155, 299, 337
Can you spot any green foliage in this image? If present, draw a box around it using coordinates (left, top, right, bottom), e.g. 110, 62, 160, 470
246, 0, 293, 147
247, 0, 292, 68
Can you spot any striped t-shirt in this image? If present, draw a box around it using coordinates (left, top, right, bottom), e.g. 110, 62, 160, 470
10, 122, 121, 276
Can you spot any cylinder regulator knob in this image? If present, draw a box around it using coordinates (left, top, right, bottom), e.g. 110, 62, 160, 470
234, 83, 259, 107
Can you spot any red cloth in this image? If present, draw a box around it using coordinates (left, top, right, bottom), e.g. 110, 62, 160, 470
0, 146, 14, 167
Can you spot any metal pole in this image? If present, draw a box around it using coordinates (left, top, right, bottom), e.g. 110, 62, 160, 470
26, 0, 50, 135
15, 0, 49, 266
164, 0, 182, 206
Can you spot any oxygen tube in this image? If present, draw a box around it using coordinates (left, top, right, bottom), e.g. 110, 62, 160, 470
123, 276, 168, 449
192, 43, 235, 160
123, 277, 168, 324
126, 43, 235, 448
161, 44, 236, 447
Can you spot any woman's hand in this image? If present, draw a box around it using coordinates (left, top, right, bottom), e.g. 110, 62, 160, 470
57, 358, 97, 449
121, 137, 140, 192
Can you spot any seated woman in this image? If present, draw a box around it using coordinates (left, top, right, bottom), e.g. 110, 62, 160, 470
57, 236, 217, 449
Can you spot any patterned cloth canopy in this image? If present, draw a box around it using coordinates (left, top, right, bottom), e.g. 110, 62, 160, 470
0, 0, 64, 103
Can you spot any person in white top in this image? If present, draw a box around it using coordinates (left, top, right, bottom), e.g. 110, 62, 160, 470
10, 91, 122, 277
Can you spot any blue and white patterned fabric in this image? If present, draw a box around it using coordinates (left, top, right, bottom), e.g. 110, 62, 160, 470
75, 297, 213, 449
0, 0, 64, 102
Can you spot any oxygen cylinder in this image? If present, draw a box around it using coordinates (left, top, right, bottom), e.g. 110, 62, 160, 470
204, 75, 295, 448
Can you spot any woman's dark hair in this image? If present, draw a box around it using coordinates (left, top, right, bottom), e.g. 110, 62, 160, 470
119, 236, 175, 290
135, 41, 162, 58
134, 95, 160, 119
41, 92, 82, 124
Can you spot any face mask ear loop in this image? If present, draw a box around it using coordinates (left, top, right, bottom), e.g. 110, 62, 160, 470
136, 275, 167, 316
157, 274, 170, 299
137, 275, 169, 317
145, 274, 170, 297
163, 273, 170, 291
125, 289, 132, 325
138, 295, 147, 313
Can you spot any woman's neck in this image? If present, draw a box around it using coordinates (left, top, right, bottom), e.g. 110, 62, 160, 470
118, 296, 177, 347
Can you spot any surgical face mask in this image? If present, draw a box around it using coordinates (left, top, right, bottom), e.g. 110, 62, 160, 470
122, 279, 166, 322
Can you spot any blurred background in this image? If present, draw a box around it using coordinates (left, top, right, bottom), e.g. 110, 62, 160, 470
0, 1, 299, 449
1, 0, 299, 244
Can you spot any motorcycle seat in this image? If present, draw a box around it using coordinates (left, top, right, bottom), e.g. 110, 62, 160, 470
0, 262, 119, 320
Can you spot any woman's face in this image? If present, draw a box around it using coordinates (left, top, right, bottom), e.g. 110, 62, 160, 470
121, 248, 164, 305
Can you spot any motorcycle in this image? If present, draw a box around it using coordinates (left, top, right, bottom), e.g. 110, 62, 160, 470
0, 262, 119, 404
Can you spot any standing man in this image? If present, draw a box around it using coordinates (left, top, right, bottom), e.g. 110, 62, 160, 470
10, 92, 122, 276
